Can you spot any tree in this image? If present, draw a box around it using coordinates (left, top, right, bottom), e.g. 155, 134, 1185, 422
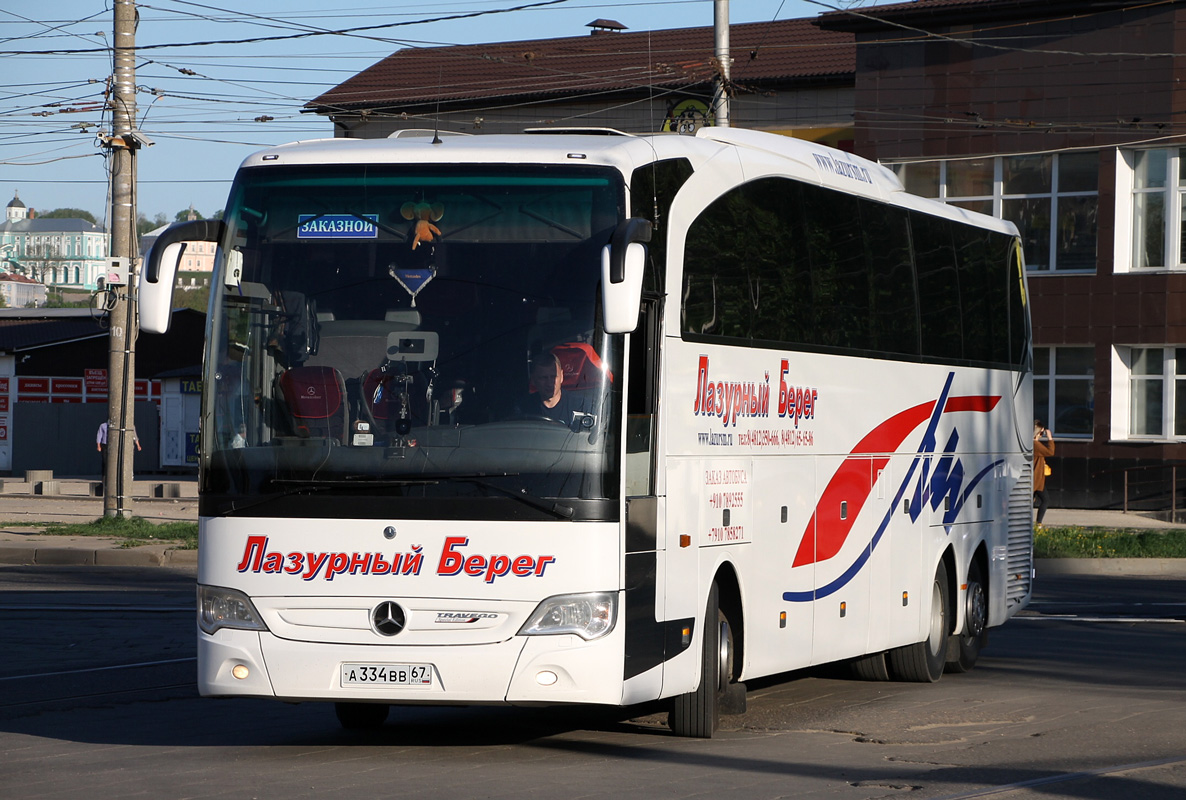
44, 288, 89, 308
175, 207, 205, 222
40, 208, 97, 225
136, 212, 168, 237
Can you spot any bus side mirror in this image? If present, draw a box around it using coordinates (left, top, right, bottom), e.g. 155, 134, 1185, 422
602, 218, 651, 334
139, 219, 224, 333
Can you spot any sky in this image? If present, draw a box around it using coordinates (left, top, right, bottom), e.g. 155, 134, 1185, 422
2, 1, 895, 225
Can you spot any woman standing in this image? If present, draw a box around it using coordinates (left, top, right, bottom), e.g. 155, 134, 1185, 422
1033, 420, 1055, 526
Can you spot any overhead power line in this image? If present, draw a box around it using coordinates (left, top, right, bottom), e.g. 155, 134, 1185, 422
0, 0, 572, 55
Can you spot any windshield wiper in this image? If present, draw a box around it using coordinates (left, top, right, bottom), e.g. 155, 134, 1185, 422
222, 476, 438, 515
225, 475, 572, 519
446, 476, 574, 519
270, 477, 438, 488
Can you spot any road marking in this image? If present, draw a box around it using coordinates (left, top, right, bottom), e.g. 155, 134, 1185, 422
0, 604, 191, 612
0, 657, 196, 682
1016, 615, 1184, 624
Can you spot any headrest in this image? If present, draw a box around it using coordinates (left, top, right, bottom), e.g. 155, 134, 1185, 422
529, 342, 612, 393
384, 309, 422, 329
279, 366, 344, 419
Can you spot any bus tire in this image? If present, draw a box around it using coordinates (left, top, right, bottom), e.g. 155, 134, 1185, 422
888, 563, 949, 683
850, 651, 891, 681
946, 559, 988, 674
334, 702, 389, 730
669, 582, 730, 738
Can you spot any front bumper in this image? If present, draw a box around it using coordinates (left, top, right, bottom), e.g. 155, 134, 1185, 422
198, 626, 627, 706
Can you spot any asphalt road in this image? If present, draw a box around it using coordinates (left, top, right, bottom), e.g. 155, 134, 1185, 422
0, 566, 1184, 799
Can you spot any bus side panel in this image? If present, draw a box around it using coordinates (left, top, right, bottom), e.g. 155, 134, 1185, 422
868, 455, 923, 654
745, 457, 815, 679
660, 457, 704, 698
808, 456, 873, 666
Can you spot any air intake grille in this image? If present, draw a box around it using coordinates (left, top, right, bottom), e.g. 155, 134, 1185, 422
1006, 465, 1034, 605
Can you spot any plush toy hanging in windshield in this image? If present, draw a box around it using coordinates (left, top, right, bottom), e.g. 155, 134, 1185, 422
390, 200, 444, 306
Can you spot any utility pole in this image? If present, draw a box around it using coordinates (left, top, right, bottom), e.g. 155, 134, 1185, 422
104, 0, 140, 518
713, 0, 731, 128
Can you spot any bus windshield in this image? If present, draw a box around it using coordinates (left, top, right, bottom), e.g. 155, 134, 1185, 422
203, 163, 626, 520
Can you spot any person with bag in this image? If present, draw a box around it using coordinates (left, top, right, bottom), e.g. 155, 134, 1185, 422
1033, 420, 1055, 526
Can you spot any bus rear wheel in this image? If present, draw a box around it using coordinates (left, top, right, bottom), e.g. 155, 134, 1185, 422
670, 582, 733, 738
850, 651, 891, 681
335, 702, 389, 730
888, 563, 949, 683
946, 559, 988, 674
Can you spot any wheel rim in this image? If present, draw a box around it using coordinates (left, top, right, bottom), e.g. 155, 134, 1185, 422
927, 579, 945, 656
965, 580, 987, 638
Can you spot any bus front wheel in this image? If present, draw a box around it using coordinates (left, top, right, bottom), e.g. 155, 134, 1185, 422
669, 582, 733, 738
888, 563, 949, 683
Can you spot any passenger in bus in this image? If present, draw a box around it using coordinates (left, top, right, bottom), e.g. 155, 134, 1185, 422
1033, 420, 1055, 526
516, 352, 592, 428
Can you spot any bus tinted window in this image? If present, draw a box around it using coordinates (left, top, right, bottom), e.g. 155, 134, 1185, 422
682, 176, 1024, 368
861, 200, 918, 356
913, 213, 964, 361
801, 185, 871, 351
630, 158, 694, 293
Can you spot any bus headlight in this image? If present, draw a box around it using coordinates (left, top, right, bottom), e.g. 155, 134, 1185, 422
198, 584, 268, 635
519, 592, 617, 641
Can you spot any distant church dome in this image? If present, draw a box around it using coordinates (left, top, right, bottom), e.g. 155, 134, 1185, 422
6, 190, 28, 222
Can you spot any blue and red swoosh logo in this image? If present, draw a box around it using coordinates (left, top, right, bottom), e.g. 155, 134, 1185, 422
784, 373, 1001, 602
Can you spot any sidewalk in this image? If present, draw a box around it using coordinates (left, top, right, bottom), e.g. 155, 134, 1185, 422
0, 476, 198, 568
0, 478, 1182, 573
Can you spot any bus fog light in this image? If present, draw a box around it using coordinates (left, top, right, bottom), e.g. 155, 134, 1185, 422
519, 592, 617, 640
536, 670, 558, 686
232, 664, 250, 680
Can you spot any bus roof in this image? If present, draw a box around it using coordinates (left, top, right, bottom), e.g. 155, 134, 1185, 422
237, 129, 1018, 238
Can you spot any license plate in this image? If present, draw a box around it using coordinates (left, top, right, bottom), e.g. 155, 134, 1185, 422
340, 663, 433, 687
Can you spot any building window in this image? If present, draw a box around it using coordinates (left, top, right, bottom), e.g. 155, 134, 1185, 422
1118, 346, 1186, 439
891, 153, 1098, 273
1122, 148, 1186, 270
1033, 346, 1094, 437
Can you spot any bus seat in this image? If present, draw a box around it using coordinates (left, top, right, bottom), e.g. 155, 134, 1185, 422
277, 366, 349, 442
362, 368, 432, 432
551, 342, 612, 390
384, 309, 422, 330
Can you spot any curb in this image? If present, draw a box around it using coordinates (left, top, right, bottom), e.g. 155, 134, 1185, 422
0, 544, 198, 568
1035, 557, 1186, 577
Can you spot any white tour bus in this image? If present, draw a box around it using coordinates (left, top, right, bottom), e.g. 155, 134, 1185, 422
141, 127, 1034, 737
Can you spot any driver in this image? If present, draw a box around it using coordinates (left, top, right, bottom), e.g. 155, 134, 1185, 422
516, 352, 589, 425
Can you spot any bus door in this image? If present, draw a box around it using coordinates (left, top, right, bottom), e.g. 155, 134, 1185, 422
622, 296, 679, 700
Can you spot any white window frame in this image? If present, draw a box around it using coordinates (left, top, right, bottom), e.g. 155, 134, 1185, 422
1115, 147, 1186, 272
1112, 345, 1186, 441
889, 153, 1097, 273
1033, 346, 1095, 439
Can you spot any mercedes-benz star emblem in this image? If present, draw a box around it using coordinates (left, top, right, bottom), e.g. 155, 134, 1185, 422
372, 601, 407, 636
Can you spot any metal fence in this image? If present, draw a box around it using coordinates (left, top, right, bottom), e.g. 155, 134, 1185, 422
1122, 463, 1186, 523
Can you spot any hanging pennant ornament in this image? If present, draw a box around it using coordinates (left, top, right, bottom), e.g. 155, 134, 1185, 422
389, 264, 436, 307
